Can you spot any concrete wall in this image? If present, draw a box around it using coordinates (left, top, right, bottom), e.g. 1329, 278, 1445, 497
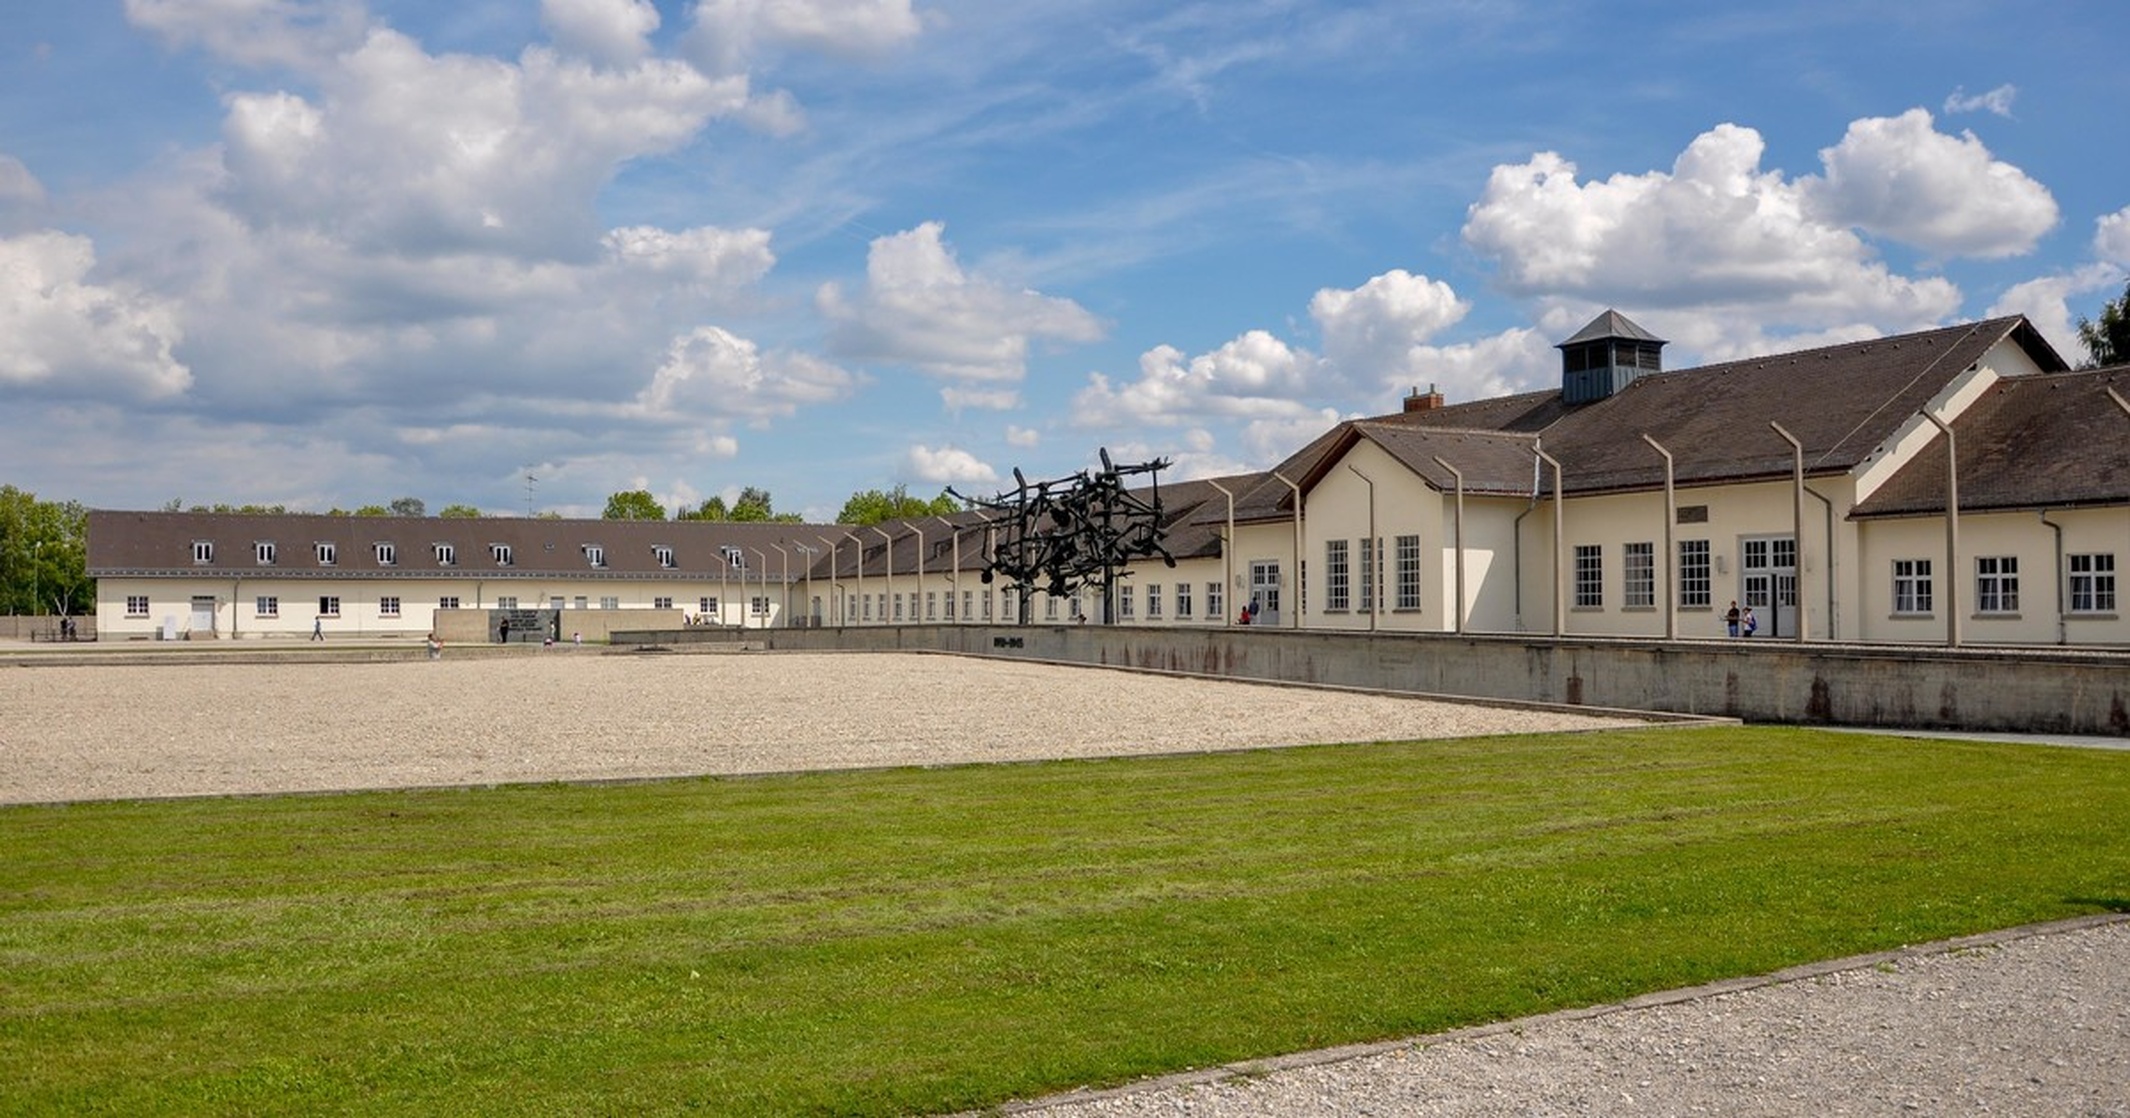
625, 624, 2130, 737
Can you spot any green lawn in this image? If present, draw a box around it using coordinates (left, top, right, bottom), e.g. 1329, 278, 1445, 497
3, 726, 2126, 1115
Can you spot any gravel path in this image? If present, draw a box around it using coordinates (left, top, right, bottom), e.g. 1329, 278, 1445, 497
1015, 917, 2130, 1117
0, 650, 1640, 804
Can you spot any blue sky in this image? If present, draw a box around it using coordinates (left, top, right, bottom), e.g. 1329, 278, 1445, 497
2, 0, 2126, 519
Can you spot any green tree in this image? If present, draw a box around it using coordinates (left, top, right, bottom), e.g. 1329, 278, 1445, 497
676, 496, 729, 521
354, 505, 390, 517
836, 485, 963, 526
437, 504, 484, 518
730, 486, 775, 521
2077, 280, 2130, 369
603, 489, 667, 520
0, 486, 91, 616
389, 496, 427, 517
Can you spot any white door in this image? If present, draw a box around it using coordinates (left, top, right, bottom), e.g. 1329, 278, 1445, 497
1248, 560, 1282, 626
1739, 536, 1797, 637
189, 595, 216, 633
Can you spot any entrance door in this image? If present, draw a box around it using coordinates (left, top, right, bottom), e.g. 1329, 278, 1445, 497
1248, 560, 1282, 626
189, 595, 216, 634
1739, 536, 1797, 637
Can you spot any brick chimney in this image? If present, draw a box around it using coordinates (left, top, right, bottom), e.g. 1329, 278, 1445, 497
1402, 384, 1445, 412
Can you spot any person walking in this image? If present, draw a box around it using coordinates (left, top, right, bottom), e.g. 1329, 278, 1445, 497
426, 632, 442, 660
311, 616, 324, 641
1741, 607, 1758, 637
1725, 600, 1741, 638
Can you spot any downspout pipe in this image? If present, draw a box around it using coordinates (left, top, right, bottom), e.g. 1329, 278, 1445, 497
1431, 456, 1466, 634
1207, 479, 1236, 627
1272, 471, 1304, 628
2040, 510, 2066, 645
1922, 412, 1960, 649
1534, 446, 1565, 637
1346, 463, 1378, 631
1640, 435, 1676, 640
1768, 422, 1810, 642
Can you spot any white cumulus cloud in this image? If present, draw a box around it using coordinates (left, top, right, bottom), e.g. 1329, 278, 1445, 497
821, 222, 1104, 404
1463, 121, 1964, 332
1806, 108, 2057, 258
904, 444, 998, 485
542, 0, 661, 67
0, 231, 190, 399
1943, 84, 2017, 117
125, 0, 368, 70
636, 325, 858, 421
2096, 206, 2130, 268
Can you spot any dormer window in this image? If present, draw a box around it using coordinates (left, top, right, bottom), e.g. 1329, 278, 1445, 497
193, 540, 214, 564
491, 543, 512, 566
720, 544, 746, 570
434, 543, 457, 567
375, 542, 397, 566
254, 541, 277, 565
654, 545, 675, 569
584, 545, 606, 569
316, 542, 337, 565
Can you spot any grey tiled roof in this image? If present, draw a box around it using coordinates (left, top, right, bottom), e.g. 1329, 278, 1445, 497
1851, 365, 2130, 518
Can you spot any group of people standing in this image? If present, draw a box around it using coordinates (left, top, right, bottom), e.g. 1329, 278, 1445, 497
1724, 600, 1759, 638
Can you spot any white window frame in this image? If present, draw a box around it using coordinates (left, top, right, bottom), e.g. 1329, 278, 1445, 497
433, 543, 456, 567
1119, 585, 1135, 619
1207, 580, 1223, 621
1893, 558, 1933, 615
599, 596, 619, 610
256, 595, 278, 618
1358, 537, 1377, 612
1624, 541, 1655, 609
379, 596, 401, 618
1176, 581, 1193, 619
498, 596, 518, 610
654, 596, 673, 610
654, 545, 675, 569
1679, 540, 1711, 608
1394, 534, 1421, 610
254, 541, 277, 566
1147, 584, 1162, 619
584, 545, 606, 569
374, 542, 397, 566
1975, 556, 2019, 614
1325, 539, 1350, 611
438, 596, 460, 610
315, 541, 337, 566
2069, 553, 2116, 613
126, 595, 150, 617
491, 543, 513, 566
1574, 544, 1603, 609
192, 540, 214, 564
318, 595, 342, 618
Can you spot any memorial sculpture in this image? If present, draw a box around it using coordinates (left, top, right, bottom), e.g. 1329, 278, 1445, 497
953, 449, 1176, 624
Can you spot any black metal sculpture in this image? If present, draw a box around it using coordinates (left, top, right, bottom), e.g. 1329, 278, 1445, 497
953, 449, 1175, 624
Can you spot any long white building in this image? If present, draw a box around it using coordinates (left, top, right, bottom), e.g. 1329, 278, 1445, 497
89, 312, 2130, 647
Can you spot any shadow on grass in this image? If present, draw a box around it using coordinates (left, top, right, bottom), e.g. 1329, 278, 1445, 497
2066, 896, 2130, 913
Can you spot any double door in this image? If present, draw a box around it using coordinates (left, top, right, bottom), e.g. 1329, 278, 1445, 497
1739, 536, 1796, 637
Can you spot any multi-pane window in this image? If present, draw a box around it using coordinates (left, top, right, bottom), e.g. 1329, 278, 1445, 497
962, 590, 973, 619
439, 596, 461, 610
1044, 594, 1060, 620
1394, 534, 1421, 610
1176, 581, 1193, 619
254, 541, 277, 565
584, 545, 606, 569
1624, 542, 1655, 608
599, 596, 619, 610
862, 594, 874, 621
943, 592, 955, 621
434, 543, 456, 567
1325, 539, 1350, 611
1207, 580, 1223, 621
1679, 540, 1711, 607
654, 545, 674, 569
192, 540, 214, 564
499, 596, 518, 609
256, 596, 278, 618
654, 596, 673, 610
1147, 584, 1163, 619
751, 596, 769, 617
573, 596, 588, 610
316, 542, 337, 565
926, 591, 938, 620
2070, 553, 2117, 613
379, 596, 401, 618
893, 594, 905, 621
1975, 556, 2019, 613
1574, 545, 1603, 608
551, 596, 566, 610
1358, 538, 1377, 612
1893, 559, 1933, 614
375, 542, 397, 566
491, 543, 513, 566
126, 595, 150, 617
700, 596, 718, 617
983, 591, 995, 621
1119, 585, 1135, 619
318, 596, 341, 618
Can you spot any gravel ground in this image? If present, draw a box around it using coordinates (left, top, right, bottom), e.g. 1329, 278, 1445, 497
1016, 917, 2130, 1117
0, 649, 1640, 804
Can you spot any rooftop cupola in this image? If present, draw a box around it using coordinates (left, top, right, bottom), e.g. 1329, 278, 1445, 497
1557, 309, 1666, 405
